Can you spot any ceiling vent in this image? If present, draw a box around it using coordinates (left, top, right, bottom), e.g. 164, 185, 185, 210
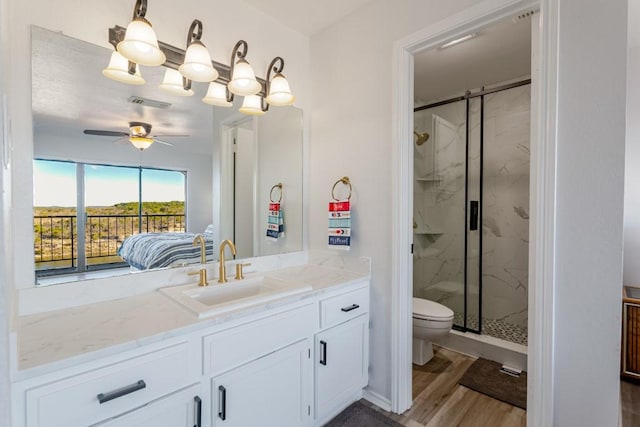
127, 96, 172, 109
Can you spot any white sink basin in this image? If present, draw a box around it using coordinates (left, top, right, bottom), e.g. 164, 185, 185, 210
160, 275, 312, 318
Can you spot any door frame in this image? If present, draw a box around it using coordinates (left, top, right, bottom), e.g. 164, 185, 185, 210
390, 1, 557, 425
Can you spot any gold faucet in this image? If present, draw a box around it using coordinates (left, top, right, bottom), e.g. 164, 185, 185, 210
193, 234, 207, 265
188, 234, 209, 286
218, 239, 237, 283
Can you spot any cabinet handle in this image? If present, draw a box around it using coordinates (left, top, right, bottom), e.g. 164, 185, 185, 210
218, 385, 227, 421
194, 396, 202, 427
470, 200, 479, 231
97, 379, 146, 404
341, 304, 360, 312
320, 340, 327, 366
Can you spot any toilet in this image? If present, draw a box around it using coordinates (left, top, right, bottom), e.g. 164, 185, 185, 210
412, 297, 454, 365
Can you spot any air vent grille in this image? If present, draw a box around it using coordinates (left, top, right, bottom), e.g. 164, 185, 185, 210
512, 10, 537, 23
127, 96, 172, 110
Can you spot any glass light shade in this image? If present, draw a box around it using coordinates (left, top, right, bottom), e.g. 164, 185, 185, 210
179, 41, 218, 82
239, 95, 266, 116
102, 51, 145, 85
117, 18, 166, 66
129, 136, 154, 150
159, 69, 194, 96
228, 58, 262, 96
202, 82, 232, 107
266, 73, 295, 106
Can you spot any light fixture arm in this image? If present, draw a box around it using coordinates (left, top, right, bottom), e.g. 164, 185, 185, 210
132, 0, 148, 21
261, 56, 284, 112
224, 40, 250, 103
186, 19, 203, 46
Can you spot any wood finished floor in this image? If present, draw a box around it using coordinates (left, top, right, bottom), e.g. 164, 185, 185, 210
364, 347, 527, 427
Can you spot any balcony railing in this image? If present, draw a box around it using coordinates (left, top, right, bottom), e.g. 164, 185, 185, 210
34, 214, 186, 270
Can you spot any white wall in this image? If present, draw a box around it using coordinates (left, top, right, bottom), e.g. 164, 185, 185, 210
0, 0, 12, 422
34, 131, 213, 233
624, 45, 640, 284
308, 0, 480, 405
552, 1, 626, 424
7, 0, 310, 290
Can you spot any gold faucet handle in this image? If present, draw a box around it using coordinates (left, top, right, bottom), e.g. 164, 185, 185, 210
188, 269, 208, 287
235, 263, 252, 280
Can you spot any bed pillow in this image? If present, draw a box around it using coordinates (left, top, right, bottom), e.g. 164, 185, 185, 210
203, 224, 215, 238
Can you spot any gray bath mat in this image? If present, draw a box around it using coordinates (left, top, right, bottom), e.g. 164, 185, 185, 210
324, 400, 403, 427
459, 358, 527, 409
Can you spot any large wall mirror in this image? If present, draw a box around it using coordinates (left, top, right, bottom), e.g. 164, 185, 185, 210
31, 26, 303, 286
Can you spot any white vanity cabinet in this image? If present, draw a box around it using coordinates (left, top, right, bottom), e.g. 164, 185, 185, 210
314, 285, 370, 423
19, 341, 200, 427
204, 303, 316, 426
13, 277, 371, 427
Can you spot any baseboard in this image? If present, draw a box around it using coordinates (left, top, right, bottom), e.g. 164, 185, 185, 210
362, 387, 392, 412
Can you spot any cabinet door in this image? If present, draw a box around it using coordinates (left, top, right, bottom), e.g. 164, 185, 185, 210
212, 339, 312, 427
315, 314, 369, 418
93, 384, 202, 427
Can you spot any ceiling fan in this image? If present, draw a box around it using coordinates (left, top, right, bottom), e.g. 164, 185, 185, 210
83, 121, 188, 150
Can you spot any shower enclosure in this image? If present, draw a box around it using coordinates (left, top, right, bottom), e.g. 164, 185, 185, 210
413, 81, 530, 346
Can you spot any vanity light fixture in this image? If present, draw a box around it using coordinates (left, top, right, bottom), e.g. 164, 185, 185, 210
106, 1, 296, 115
179, 20, 219, 83
227, 40, 262, 96
239, 95, 266, 116
102, 51, 145, 85
264, 57, 295, 108
159, 68, 194, 96
202, 82, 232, 107
117, 0, 166, 66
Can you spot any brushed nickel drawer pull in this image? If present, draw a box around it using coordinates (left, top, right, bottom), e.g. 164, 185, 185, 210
97, 379, 146, 404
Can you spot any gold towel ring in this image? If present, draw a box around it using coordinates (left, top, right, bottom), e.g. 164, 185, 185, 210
331, 176, 352, 201
270, 183, 283, 203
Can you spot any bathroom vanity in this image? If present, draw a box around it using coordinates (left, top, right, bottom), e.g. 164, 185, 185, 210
11, 264, 370, 427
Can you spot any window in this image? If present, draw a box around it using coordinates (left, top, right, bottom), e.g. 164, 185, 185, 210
33, 159, 186, 275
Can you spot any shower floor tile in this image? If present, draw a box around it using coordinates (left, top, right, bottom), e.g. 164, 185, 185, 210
453, 312, 528, 346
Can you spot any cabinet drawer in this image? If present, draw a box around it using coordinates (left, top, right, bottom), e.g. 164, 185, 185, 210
26, 343, 190, 427
204, 303, 316, 376
320, 286, 369, 329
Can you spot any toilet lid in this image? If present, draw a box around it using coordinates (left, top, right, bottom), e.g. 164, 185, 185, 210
413, 298, 454, 320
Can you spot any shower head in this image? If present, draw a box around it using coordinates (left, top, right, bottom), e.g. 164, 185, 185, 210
414, 130, 430, 146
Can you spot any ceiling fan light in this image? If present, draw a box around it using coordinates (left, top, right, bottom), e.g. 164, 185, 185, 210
266, 73, 294, 106
129, 136, 154, 150
179, 41, 218, 82
239, 95, 266, 116
159, 68, 194, 96
102, 51, 145, 85
202, 82, 232, 107
117, 18, 166, 66
228, 58, 262, 96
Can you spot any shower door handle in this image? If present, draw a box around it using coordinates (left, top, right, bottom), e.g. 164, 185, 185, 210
470, 201, 479, 231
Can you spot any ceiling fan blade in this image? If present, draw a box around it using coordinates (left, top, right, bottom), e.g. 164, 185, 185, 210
84, 130, 129, 137
154, 139, 174, 147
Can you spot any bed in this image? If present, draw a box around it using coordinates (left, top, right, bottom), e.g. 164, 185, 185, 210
118, 227, 215, 270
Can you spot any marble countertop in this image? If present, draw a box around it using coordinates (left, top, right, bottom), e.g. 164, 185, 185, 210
16, 263, 369, 381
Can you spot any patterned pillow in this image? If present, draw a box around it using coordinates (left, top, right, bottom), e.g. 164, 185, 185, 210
203, 224, 215, 238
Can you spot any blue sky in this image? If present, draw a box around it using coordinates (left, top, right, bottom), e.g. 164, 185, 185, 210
33, 160, 186, 207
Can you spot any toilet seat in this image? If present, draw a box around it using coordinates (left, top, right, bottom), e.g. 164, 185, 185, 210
412, 298, 454, 321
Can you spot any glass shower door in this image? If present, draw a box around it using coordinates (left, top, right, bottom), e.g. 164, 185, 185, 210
413, 100, 469, 330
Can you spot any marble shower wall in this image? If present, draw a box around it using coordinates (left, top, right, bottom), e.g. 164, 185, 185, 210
413, 84, 530, 331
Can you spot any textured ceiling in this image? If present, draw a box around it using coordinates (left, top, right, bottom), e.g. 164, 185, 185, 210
414, 16, 532, 104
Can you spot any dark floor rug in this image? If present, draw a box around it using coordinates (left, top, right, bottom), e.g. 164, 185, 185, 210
324, 400, 403, 427
459, 358, 527, 409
